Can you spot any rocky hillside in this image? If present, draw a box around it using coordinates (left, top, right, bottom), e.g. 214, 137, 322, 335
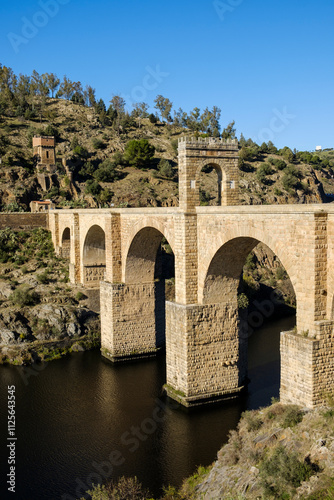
189, 402, 334, 499
0, 98, 334, 210
0, 227, 99, 365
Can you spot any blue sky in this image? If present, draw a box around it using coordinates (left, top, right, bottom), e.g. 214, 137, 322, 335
0, 0, 333, 151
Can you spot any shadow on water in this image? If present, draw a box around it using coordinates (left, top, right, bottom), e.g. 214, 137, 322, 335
0, 313, 295, 499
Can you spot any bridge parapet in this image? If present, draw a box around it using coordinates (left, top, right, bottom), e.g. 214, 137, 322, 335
178, 136, 238, 149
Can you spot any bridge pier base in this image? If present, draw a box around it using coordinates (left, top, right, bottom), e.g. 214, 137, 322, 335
280, 320, 334, 408
165, 301, 247, 407
100, 280, 165, 362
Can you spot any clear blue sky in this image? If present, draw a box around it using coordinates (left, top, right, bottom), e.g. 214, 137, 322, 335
1, 0, 333, 151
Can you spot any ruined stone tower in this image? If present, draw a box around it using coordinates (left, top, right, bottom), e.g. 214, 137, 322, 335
33, 136, 56, 191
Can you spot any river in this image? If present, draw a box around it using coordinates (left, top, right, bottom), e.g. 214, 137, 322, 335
0, 314, 295, 500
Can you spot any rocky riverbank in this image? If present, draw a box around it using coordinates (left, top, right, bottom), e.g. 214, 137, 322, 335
0, 227, 100, 365
83, 402, 334, 499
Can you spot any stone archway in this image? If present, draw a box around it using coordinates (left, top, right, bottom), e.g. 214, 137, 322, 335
61, 227, 71, 259
200, 236, 297, 402
124, 226, 175, 350
82, 225, 106, 288
197, 162, 224, 206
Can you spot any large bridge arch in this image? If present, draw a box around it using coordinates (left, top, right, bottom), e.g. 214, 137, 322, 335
198, 224, 299, 314
122, 217, 175, 283
82, 224, 106, 287
60, 227, 71, 259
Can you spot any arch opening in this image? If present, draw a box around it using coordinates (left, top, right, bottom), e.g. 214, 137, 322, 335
61, 227, 71, 260
83, 225, 106, 288
125, 227, 175, 349
198, 163, 224, 206
203, 237, 296, 404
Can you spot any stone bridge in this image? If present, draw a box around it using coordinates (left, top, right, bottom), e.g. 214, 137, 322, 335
48, 137, 334, 408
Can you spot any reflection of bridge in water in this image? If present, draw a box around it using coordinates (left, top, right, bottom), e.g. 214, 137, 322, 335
49, 137, 334, 408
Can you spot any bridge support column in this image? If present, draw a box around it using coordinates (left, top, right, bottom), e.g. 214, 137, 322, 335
280, 320, 334, 408
69, 213, 81, 284
100, 280, 165, 362
165, 301, 247, 406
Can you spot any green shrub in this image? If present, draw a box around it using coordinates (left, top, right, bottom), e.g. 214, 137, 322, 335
112, 151, 124, 166
171, 138, 178, 154
79, 161, 95, 178
242, 410, 263, 431
75, 292, 86, 301
276, 266, 287, 280
256, 163, 273, 183
91, 137, 106, 150
85, 476, 151, 500
268, 157, 287, 170
98, 189, 113, 205
94, 159, 117, 182
10, 285, 39, 307
237, 293, 249, 309
73, 145, 88, 158
123, 139, 155, 168
85, 180, 101, 196
158, 158, 174, 178
282, 405, 304, 428
37, 271, 49, 284
259, 445, 314, 498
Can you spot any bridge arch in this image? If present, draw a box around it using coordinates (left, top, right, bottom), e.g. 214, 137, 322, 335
125, 226, 174, 284
123, 219, 175, 283
61, 227, 71, 259
82, 224, 106, 287
198, 226, 298, 306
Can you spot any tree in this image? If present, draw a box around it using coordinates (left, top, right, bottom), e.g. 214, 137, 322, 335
221, 120, 236, 140
188, 107, 201, 132
45, 73, 60, 98
211, 106, 221, 136
94, 159, 117, 182
280, 146, 294, 163
57, 75, 75, 100
132, 102, 148, 128
154, 95, 173, 122
110, 95, 126, 135
158, 159, 173, 178
239, 133, 246, 148
95, 98, 106, 114
124, 139, 155, 168
173, 107, 188, 127
267, 141, 277, 154
85, 179, 101, 196
86, 85, 96, 107
200, 106, 221, 135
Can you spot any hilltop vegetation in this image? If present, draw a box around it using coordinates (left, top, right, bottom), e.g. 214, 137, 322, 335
0, 64, 334, 211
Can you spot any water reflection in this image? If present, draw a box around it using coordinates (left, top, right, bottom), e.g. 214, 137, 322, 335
0, 314, 295, 499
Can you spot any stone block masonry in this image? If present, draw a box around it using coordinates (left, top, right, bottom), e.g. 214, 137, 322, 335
48, 137, 334, 409
101, 280, 165, 362
165, 301, 247, 406
0, 213, 48, 230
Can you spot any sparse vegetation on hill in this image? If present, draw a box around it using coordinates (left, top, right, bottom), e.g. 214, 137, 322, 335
1, 63, 334, 211
0, 228, 99, 365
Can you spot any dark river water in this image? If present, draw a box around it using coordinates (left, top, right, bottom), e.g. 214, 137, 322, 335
0, 314, 295, 500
